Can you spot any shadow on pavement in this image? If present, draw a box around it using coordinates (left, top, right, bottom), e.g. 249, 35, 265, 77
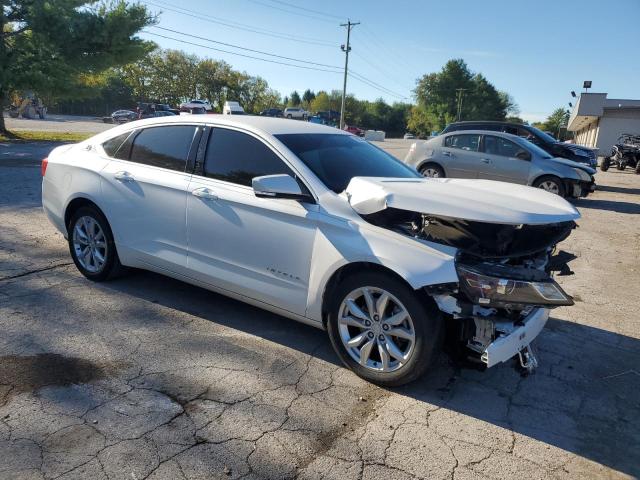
575, 198, 640, 214
101, 270, 640, 477
595, 184, 640, 196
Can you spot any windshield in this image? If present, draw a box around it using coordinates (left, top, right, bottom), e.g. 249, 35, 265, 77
527, 125, 559, 144
276, 133, 420, 193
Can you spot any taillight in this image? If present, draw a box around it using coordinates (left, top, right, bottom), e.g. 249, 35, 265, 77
41, 157, 48, 177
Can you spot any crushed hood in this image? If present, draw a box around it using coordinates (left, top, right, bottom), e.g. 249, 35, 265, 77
346, 177, 580, 225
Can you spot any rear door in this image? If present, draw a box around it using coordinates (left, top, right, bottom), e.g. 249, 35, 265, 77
439, 133, 484, 178
479, 135, 531, 184
100, 124, 201, 273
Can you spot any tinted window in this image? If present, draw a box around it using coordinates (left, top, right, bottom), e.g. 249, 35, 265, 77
483, 136, 522, 157
444, 134, 480, 151
102, 132, 131, 157
502, 125, 519, 135
204, 128, 294, 186
276, 133, 419, 193
129, 126, 196, 171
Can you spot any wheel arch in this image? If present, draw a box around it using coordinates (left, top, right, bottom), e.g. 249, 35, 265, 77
320, 261, 427, 328
64, 197, 109, 234
416, 159, 446, 176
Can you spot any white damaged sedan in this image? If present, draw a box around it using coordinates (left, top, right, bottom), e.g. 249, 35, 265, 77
42, 116, 579, 386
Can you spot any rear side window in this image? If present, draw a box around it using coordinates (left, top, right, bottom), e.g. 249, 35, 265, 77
483, 135, 522, 157
129, 126, 196, 172
204, 128, 294, 186
444, 134, 480, 152
102, 132, 131, 157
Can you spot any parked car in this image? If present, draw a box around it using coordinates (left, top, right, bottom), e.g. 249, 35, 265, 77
110, 110, 137, 124
441, 121, 598, 168
260, 108, 283, 117
42, 116, 580, 385
180, 99, 213, 111
223, 101, 246, 115
403, 133, 416, 140
344, 125, 364, 137
283, 107, 308, 120
405, 130, 596, 198
179, 107, 207, 115
316, 110, 340, 125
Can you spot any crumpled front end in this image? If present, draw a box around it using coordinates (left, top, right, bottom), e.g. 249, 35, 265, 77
430, 248, 575, 372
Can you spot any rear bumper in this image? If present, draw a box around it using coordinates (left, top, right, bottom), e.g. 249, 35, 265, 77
481, 307, 549, 368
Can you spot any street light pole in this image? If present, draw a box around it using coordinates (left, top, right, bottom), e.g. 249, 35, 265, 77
339, 20, 359, 130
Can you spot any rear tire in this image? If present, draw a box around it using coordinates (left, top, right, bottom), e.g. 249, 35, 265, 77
600, 157, 610, 171
533, 175, 565, 197
67, 206, 125, 282
616, 161, 625, 170
326, 271, 443, 387
419, 163, 445, 178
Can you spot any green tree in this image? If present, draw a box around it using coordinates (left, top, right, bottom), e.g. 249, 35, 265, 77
412, 59, 510, 133
0, 0, 154, 132
302, 89, 315, 109
310, 91, 330, 112
289, 90, 301, 106
543, 108, 570, 139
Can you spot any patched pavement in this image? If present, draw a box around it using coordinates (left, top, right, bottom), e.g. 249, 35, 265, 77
0, 141, 638, 479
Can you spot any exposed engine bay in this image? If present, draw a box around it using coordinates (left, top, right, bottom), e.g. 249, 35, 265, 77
363, 207, 578, 373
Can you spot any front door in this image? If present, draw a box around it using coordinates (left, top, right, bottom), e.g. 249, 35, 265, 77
100, 124, 200, 273
186, 127, 317, 316
479, 135, 531, 184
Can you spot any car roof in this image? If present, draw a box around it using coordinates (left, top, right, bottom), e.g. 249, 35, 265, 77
448, 120, 528, 127
94, 114, 348, 140
439, 129, 527, 141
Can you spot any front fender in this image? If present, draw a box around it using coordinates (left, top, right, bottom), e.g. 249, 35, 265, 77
305, 221, 458, 322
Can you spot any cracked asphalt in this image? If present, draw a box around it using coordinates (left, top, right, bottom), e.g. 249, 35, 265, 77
0, 139, 639, 480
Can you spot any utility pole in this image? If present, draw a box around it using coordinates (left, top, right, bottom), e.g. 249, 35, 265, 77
455, 88, 466, 122
339, 20, 359, 130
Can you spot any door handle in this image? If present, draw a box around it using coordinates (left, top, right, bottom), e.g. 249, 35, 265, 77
442, 151, 452, 157
192, 187, 218, 201
114, 171, 134, 182
480, 158, 491, 164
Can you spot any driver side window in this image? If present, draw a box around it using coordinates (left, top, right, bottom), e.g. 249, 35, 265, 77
203, 128, 295, 187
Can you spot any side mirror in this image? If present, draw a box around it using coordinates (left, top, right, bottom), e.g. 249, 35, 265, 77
515, 150, 531, 161
252, 174, 313, 202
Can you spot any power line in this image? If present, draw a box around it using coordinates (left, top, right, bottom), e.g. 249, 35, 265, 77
142, 30, 343, 73
259, 0, 343, 20
349, 71, 406, 100
151, 26, 341, 69
245, 0, 336, 23
144, 0, 335, 47
351, 51, 413, 93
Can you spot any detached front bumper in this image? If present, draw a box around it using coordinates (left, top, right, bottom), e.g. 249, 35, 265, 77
567, 178, 596, 198
481, 307, 549, 368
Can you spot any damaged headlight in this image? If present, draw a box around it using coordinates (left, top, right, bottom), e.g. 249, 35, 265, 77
456, 265, 574, 308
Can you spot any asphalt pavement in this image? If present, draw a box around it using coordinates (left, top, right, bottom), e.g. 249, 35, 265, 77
0, 139, 638, 480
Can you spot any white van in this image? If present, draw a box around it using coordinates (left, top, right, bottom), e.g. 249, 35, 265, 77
223, 101, 246, 115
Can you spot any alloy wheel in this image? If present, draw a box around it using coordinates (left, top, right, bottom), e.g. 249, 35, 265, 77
338, 287, 416, 373
72, 216, 108, 273
421, 167, 441, 178
538, 180, 560, 194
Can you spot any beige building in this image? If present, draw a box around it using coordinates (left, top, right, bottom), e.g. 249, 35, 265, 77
567, 92, 640, 156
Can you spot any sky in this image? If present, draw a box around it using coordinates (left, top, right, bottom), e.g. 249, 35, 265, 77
138, 0, 640, 123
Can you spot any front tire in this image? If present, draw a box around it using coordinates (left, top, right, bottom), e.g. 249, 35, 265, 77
533, 175, 565, 197
68, 206, 124, 282
326, 271, 443, 387
600, 157, 610, 171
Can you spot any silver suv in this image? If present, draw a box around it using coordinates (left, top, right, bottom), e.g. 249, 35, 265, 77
283, 107, 308, 120
404, 130, 596, 198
